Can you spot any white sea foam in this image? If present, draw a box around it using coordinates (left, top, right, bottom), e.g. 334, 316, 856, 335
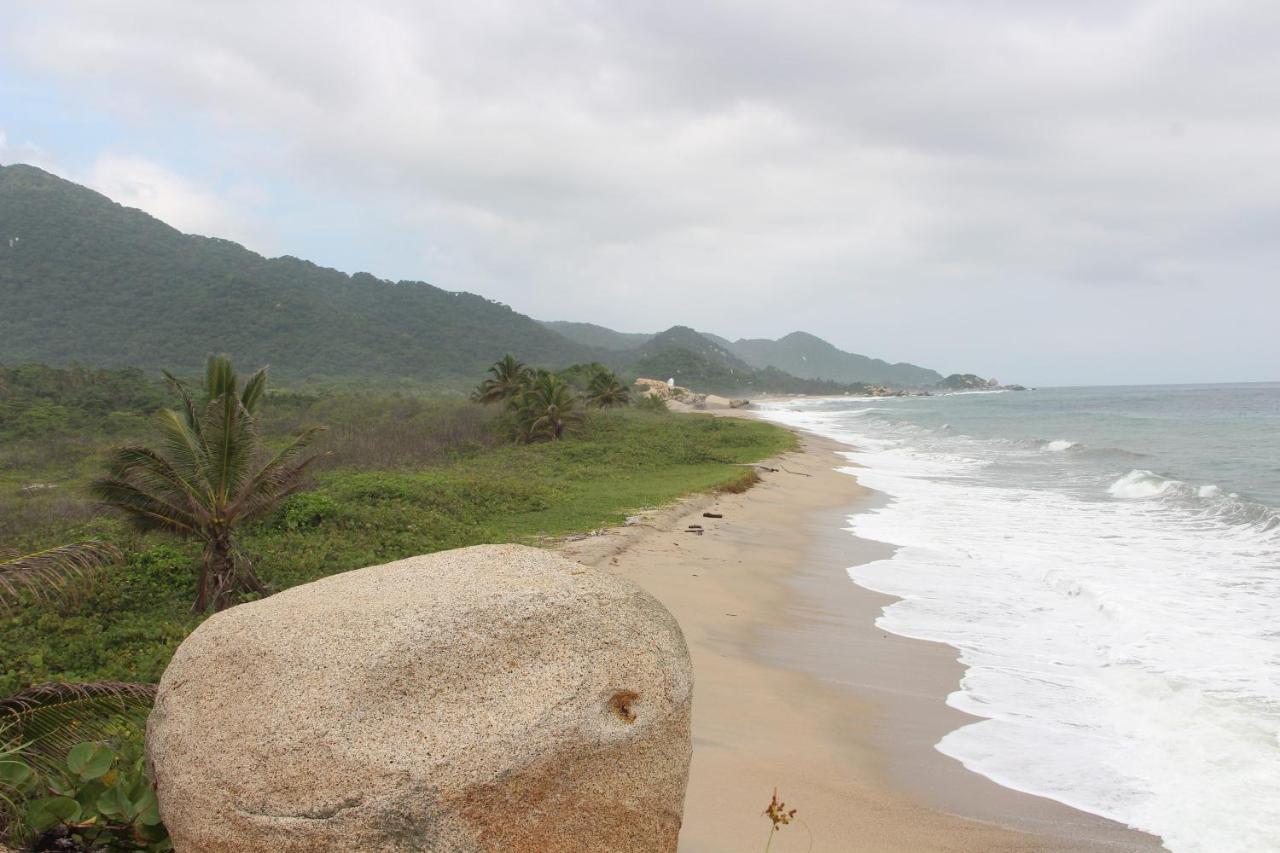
755, 402, 1280, 853
1045, 439, 1078, 451
1107, 469, 1179, 499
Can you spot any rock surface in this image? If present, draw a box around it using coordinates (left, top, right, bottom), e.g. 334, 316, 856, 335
147, 544, 693, 852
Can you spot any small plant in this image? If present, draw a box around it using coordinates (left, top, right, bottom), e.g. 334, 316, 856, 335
277, 492, 338, 530
1, 676, 156, 845
16, 739, 169, 851
762, 788, 801, 853
634, 394, 669, 414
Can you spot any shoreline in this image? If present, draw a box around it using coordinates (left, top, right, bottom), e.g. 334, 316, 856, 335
561, 420, 1161, 851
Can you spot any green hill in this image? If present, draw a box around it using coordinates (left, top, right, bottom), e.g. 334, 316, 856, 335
622, 326, 863, 396
546, 320, 949, 388
538, 320, 652, 351
0, 163, 604, 386
0, 162, 969, 393
730, 331, 943, 387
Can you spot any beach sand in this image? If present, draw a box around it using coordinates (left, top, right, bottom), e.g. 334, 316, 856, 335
560, 423, 1161, 852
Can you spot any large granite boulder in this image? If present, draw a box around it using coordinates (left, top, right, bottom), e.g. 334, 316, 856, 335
147, 544, 693, 852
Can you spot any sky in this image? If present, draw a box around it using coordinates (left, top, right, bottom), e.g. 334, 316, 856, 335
2, 1, 1278, 386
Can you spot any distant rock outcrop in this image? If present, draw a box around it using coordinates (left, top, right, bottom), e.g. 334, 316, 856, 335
146, 544, 693, 852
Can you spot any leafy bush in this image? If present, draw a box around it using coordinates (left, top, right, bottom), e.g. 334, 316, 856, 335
8, 739, 169, 851
634, 394, 669, 413
277, 492, 338, 530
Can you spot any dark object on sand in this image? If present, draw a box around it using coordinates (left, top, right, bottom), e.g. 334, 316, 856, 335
703, 512, 723, 519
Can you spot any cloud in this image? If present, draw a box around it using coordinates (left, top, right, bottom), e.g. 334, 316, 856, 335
83, 155, 270, 251
4, 1, 1279, 383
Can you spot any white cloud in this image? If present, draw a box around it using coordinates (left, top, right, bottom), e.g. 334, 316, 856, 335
4, 1, 1279, 382
85, 156, 273, 254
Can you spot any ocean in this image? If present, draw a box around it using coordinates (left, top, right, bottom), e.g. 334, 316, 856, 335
756, 383, 1280, 853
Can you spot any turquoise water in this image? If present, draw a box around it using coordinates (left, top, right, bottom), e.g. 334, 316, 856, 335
758, 383, 1280, 852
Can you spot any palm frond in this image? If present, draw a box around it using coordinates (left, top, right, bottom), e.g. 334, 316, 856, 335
204, 354, 237, 401
0, 682, 155, 778
154, 408, 213, 500
163, 368, 204, 438
90, 477, 200, 535
0, 542, 120, 610
230, 427, 327, 521
204, 391, 258, 504
240, 366, 268, 413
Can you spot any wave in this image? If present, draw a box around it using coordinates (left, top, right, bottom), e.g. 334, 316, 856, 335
1107, 469, 1179, 498
1108, 470, 1279, 533
755, 401, 1280, 850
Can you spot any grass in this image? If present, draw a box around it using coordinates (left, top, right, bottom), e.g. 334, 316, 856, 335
0, 405, 794, 695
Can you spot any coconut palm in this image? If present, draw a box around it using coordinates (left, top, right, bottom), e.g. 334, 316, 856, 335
473, 354, 533, 404
91, 355, 324, 612
512, 371, 583, 442
585, 368, 631, 408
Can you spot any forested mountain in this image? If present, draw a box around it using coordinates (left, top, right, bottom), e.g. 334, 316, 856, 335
730, 331, 943, 387
538, 320, 651, 351
0, 164, 604, 384
0, 162, 958, 392
544, 321, 946, 387
622, 326, 862, 396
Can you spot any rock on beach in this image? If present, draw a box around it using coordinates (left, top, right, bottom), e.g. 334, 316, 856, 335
146, 544, 693, 852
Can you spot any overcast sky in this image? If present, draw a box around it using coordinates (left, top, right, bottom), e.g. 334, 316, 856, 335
3, 1, 1278, 385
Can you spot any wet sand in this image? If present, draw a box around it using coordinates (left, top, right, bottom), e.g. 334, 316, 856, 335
561, 424, 1161, 851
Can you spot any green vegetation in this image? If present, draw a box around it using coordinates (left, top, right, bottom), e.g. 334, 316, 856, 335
936, 373, 995, 391
0, 541, 158, 849
476, 357, 626, 441
732, 330, 944, 388
472, 354, 533, 404
0, 362, 794, 698
631, 327, 865, 396
91, 357, 325, 612
0, 165, 605, 386
1, 685, 161, 850
1, 165, 978, 393
508, 372, 583, 442
584, 367, 630, 408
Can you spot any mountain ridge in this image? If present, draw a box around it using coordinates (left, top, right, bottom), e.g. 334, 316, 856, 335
1, 162, 963, 392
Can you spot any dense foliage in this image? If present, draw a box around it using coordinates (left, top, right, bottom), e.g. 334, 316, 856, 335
630, 328, 868, 396
0, 165, 608, 385
0, 367, 794, 697
731, 330, 945, 388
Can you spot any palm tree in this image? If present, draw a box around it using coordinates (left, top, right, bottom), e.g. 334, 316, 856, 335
91, 356, 325, 612
512, 371, 583, 442
585, 368, 631, 408
473, 354, 533, 404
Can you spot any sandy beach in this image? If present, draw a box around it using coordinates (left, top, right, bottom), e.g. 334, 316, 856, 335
561, 420, 1161, 852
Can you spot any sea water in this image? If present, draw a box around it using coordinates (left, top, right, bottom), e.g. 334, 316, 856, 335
756, 384, 1280, 852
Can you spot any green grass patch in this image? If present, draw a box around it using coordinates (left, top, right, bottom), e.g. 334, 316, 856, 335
0, 408, 793, 694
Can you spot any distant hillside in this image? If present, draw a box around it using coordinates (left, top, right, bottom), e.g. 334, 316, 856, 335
539, 320, 651, 351
0, 162, 970, 393
0, 163, 604, 385
547, 321, 949, 388
730, 331, 943, 387
621, 326, 862, 396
